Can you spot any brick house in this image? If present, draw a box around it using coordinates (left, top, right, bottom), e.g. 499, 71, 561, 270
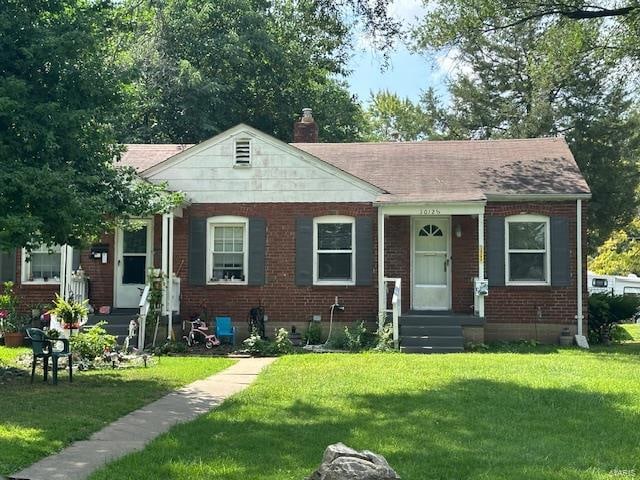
0, 110, 591, 352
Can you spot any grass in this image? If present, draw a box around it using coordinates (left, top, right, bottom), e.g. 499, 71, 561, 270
0, 347, 234, 475
90, 346, 640, 480
617, 323, 640, 342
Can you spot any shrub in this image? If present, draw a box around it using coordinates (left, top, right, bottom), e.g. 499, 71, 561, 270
243, 328, 271, 355
303, 322, 323, 345
374, 322, 395, 352
243, 328, 293, 356
153, 340, 188, 356
343, 321, 367, 352
271, 328, 293, 355
589, 293, 640, 344
70, 321, 116, 361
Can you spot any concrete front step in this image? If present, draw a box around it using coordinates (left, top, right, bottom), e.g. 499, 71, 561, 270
400, 346, 464, 354
400, 325, 462, 336
400, 335, 464, 348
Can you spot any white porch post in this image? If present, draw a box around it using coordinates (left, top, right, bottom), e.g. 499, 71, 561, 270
59, 245, 73, 300
161, 214, 169, 315
167, 213, 174, 340
478, 213, 485, 318
161, 212, 175, 339
377, 206, 385, 328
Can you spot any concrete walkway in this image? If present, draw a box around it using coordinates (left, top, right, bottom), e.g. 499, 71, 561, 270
11, 357, 276, 480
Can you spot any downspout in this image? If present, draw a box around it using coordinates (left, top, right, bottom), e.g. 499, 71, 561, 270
576, 199, 584, 338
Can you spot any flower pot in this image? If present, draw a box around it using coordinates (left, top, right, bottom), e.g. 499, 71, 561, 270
3, 332, 24, 347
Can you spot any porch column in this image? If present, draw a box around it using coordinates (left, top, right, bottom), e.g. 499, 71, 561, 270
161, 212, 175, 339
59, 245, 73, 301
377, 206, 385, 328
478, 213, 485, 318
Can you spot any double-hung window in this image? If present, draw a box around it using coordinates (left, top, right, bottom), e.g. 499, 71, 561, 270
23, 245, 62, 283
505, 215, 550, 285
313, 216, 355, 285
207, 216, 248, 284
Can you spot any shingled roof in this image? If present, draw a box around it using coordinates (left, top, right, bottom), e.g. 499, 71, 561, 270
293, 137, 590, 203
120, 136, 590, 202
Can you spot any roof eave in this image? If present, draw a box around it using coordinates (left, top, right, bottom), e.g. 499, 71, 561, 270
485, 193, 592, 201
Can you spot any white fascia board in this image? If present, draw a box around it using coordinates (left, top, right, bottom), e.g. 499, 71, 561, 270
377, 201, 486, 216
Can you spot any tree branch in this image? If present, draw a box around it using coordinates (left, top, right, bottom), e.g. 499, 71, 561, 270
484, 4, 639, 32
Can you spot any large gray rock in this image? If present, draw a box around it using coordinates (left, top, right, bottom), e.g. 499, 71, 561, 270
307, 443, 400, 480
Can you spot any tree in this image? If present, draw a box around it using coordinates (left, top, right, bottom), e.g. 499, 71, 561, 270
364, 89, 438, 141
414, 17, 640, 250
111, 0, 376, 144
417, 1, 640, 60
0, 0, 178, 251
590, 218, 640, 275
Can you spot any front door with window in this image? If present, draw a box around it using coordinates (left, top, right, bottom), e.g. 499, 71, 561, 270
412, 217, 450, 310
115, 220, 153, 308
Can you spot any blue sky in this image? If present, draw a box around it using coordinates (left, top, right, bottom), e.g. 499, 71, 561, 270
345, 0, 453, 104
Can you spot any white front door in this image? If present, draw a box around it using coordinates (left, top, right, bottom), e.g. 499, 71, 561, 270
115, 220, 154, 309
412, 217, 451, 310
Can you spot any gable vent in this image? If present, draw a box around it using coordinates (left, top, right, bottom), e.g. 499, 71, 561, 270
234, 139, 251, 166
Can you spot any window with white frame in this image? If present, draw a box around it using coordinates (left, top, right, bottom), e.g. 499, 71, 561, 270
207, 216, 248, 284
505, 215, 550, 285
23, 245, 63, 283
314, 216, 355, 285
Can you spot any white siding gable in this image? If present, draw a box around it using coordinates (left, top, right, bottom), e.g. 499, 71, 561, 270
143, 125, 380, 203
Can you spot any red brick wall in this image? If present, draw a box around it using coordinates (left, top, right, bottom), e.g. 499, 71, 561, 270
11, 233, 116, 312
383, 216, 411, 313
484, 201, 588, 333
176, 203, 378, 336
451, 215, 478, 314
81, 233, 115, 309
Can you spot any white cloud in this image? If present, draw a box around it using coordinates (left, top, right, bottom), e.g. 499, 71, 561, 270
435, 47, 473, 79
389, 0, 427, 25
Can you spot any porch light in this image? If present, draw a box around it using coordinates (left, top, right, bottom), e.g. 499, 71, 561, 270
455, 223, 462, 238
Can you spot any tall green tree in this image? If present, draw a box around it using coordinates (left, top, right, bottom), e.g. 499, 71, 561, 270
112, 0, 372, 143
0, 0, 178, 251
364, 89, 438, 141
417, 1, 640, 61
415, 16, 640, 250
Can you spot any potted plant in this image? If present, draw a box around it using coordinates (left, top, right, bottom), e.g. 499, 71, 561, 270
49, 294, 89, 336
0, 281, 24, 347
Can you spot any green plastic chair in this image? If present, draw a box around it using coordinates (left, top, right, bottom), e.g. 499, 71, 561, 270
26, 328, 73, 384
26, 328, 51, 383
49, 336, 73, 385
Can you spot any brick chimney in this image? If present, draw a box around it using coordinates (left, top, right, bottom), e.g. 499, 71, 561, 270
293, 108, 318, 143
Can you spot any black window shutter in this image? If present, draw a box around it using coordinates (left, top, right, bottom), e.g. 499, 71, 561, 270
72, 248, 81, 271
550, 217, 570, 287
295, 217, 313, 286
248, 217, 266, 285
188, 217, 207, 286
487, 216, 505, 287
355, 217, 373, 286
0, 249, 16, 282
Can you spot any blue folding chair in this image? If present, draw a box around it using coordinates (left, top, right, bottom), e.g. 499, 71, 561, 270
215, 316, 236, 345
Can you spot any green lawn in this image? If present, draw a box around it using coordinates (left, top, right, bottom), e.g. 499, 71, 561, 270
90, 347, 640, 480
618, 323, 640, 342
0, 347, 234, 475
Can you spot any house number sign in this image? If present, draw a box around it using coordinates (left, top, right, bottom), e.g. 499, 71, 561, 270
421, 208, 441, 215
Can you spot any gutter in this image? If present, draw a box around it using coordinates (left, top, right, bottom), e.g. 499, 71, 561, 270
485, 193, 592, 201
